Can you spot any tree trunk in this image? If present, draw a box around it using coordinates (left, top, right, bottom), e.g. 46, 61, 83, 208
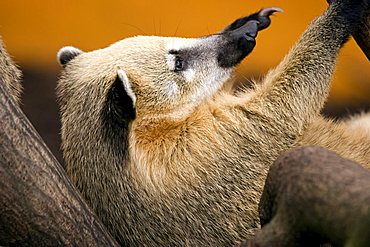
0, 79, 119, 246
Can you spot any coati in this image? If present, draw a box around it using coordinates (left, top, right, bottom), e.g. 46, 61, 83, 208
0, 38, 22, 106
56, 1, 370, 246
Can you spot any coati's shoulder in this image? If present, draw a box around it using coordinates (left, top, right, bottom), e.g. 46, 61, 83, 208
0, 38, 22, 106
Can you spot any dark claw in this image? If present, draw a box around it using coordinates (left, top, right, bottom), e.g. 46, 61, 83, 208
257, 7, 284, 30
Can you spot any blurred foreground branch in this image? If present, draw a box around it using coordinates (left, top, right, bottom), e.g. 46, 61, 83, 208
240, 146, 370, 247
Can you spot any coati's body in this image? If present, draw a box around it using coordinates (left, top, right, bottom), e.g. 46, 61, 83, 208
57, 1, 370, 246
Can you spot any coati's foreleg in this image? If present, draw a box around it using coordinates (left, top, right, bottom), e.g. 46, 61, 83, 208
0, 38, 22, 106
239, 0, 368, 145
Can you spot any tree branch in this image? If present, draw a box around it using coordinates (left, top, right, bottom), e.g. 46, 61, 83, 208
240, 146, 370, 247
0, 79, 119, 246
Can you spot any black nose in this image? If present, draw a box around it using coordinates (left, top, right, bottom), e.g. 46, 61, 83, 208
217, 20, 258, 68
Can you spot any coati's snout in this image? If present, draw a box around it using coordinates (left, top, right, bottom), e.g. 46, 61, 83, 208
217, 7, 283, 68
216, 20, 258, 68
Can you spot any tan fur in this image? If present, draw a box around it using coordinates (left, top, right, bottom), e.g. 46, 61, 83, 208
344, 112, 370, 136
0, 38, 22, 105
302, 116, 370, 167
57, 5, 370, 247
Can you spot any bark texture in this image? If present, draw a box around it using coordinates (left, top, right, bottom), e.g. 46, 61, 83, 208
240, 146, 370, 247
0, 79, 119, 247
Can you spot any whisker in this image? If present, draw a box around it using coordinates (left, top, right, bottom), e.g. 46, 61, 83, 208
206, 24, 211, 34
159, 18, 162, 36
120, 22, 148, 35
153, 17, 157, 35
174, 19, 183, 36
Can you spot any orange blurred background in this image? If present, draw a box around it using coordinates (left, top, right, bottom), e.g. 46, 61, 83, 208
0, 0, 369, 161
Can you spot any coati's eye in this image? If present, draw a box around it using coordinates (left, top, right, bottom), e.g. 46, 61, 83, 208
174, 56, 184, 72
168, 50, 187, 72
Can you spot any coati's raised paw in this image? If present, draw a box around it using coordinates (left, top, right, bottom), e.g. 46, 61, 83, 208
222, 7, 283, 33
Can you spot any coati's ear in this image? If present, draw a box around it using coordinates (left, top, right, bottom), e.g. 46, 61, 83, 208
57, 46, 84, 67
117, 69, 136, 107
104, 69, 136, 124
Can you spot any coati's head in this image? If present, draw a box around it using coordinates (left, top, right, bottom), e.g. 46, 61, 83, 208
57, 8, 281, 122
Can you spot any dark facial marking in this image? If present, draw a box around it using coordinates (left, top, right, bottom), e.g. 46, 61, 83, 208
174, 56, 185, 72
168, 49, 196, 72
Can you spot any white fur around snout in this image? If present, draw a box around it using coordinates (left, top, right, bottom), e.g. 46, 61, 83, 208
118, 69, 137, 106
57, 46, 83, 66
183, 69, 196, 82
164, 81, 179, 99
166, 38, 199, 52
166, 54, 176, 71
